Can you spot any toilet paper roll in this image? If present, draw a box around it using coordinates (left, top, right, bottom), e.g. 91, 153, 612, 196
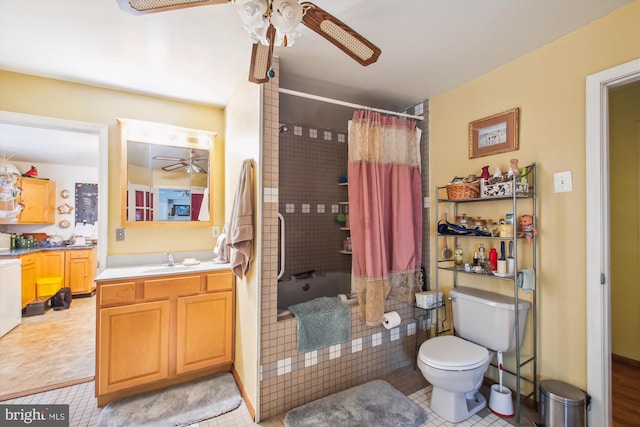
382, 311, 401, 329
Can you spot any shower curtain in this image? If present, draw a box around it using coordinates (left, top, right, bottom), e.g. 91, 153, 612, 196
348, 110, 423, 326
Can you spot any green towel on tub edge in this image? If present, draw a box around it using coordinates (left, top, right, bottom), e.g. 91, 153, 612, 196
288, 297, 351, 352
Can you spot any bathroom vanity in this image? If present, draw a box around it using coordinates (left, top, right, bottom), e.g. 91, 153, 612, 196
94, 263, 234, 406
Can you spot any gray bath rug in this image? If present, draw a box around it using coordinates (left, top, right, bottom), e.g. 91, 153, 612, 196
284, 379, 427, 427
97, 373, 242, 427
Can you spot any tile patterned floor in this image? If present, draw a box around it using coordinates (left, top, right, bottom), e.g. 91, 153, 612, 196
2, 371, 538, 426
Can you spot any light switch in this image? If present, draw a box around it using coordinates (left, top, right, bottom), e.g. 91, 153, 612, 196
212, 226, 220, 238
115, 228, 126, 241
553, 171, 573, 193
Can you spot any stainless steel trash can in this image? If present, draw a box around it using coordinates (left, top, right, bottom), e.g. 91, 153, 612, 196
540, 380, 589, 427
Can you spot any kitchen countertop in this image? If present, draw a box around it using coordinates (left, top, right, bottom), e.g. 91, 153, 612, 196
94, 261, 232, 282
0, 245, 96, 257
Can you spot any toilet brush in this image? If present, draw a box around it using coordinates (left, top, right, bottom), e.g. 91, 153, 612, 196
498, 350, 504, 392
489, 350, 514, 417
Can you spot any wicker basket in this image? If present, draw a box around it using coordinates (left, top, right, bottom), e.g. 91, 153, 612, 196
446, 182, 480, 200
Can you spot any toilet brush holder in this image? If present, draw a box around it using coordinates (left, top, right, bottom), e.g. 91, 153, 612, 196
489, 384, 514, 417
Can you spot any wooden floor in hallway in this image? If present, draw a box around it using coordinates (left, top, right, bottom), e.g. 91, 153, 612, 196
0, 295, 95, 400
612, 356, 640, 427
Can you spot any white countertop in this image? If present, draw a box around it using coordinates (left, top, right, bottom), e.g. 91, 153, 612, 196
95, 261, 232, 282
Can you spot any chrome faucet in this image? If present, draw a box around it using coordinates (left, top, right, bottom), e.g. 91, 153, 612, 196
164, 252, 176, 266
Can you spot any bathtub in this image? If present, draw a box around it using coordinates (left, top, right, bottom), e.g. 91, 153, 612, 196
277, 271, 355, 317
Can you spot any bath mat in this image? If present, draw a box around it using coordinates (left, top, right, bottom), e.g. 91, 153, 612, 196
284, 379, 427, 427
97, 373, 241, 427
288, 296, 351, 352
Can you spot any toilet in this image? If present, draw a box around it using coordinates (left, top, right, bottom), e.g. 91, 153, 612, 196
417, 286, 530, 423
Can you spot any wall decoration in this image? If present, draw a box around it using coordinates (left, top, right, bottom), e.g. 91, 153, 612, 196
59, 219, 70, 229
75, 183, 98, 224
61, 189, 70, 199
57, 203, 74, 214
469, 108, 519, 159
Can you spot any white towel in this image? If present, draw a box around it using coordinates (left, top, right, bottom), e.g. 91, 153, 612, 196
517, 269, 536, 294
213, 233, 228, 263
227, 160, 255, 279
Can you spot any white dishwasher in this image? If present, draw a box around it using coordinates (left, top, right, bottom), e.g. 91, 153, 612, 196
0, 258, 22, 338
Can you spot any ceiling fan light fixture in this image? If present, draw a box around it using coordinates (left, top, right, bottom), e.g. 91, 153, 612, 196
270, 0, 303, 45
236, 0, 270, 44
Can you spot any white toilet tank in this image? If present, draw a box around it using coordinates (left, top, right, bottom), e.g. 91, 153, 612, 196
450, 286, 530, 352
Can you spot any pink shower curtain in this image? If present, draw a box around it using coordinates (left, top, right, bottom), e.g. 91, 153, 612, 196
348, 111, 423, 326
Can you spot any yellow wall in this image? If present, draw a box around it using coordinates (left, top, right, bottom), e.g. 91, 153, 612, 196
430, 0, 640, 389
0, 70, 225, 255
609, 81, 640, 361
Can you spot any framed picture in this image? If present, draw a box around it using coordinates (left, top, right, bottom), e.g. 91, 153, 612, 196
469, 108, 519, 159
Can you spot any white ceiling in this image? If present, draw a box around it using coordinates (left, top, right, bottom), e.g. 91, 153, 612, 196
0, 0, 632, 167
0, 0, 632, 112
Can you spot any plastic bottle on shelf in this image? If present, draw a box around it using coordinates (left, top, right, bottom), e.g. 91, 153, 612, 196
489, 248, 498, 271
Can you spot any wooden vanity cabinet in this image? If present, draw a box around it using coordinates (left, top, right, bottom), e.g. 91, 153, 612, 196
16, 177, 56, 224
95, 269, 234, 406
65, 248, 96, 295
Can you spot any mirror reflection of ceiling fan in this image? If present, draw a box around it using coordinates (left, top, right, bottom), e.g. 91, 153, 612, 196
115, 0, 381, 84
153, 149, 208, 173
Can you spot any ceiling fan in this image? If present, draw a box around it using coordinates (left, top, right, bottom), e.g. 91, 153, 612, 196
153, 149, 208, 173
115, 0, 381, 84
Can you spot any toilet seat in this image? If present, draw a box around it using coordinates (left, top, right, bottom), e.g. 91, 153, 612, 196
419, 335, 489, 370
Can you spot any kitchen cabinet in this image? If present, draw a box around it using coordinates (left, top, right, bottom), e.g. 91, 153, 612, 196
19, 253, 37, 308
16, 177, 56, 224
65, 248, 96, 295
40, 251, 65, 278
435, 163, 537, 425
95, 268, 234, 406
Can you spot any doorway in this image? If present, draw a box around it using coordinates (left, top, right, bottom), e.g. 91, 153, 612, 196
586, 58, 640, 426
0, 111, 108, 398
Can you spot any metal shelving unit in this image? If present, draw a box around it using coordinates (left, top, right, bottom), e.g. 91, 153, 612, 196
434, 164, 537, 425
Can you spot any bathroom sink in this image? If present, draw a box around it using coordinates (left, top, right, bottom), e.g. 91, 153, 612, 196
141, 264, 198, 274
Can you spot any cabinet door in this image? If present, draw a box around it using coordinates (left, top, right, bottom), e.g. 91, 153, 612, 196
40, 251, 65, 278
175, 291, 233, 374
17, 177, 55, 224
98, 300, 170, 395
20, 254, 37, 307
65, 249, 96, 294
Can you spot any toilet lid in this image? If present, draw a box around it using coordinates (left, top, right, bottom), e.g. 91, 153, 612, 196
419, 335, 490, 370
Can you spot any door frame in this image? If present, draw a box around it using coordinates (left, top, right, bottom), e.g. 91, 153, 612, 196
586, 58, 640, 426
0, 110, 109, 272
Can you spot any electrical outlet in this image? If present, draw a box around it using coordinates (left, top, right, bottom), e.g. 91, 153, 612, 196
115, 228, 125, 241
212, 226, 220, 238
553, 171, 573, 193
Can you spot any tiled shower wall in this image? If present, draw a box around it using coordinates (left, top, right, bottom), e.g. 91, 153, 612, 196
278, 123, 351, 279
259, 57, 431, 420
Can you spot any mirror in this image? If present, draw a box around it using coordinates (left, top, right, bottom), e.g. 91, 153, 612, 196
119, 118, 216, 226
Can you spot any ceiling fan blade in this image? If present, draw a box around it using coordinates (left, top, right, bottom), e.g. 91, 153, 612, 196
116, 0, 228, 15
248, 25, 276, 84
301, 2, 381, 66
153, 155, 184, 161
162, 162, 189, 171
